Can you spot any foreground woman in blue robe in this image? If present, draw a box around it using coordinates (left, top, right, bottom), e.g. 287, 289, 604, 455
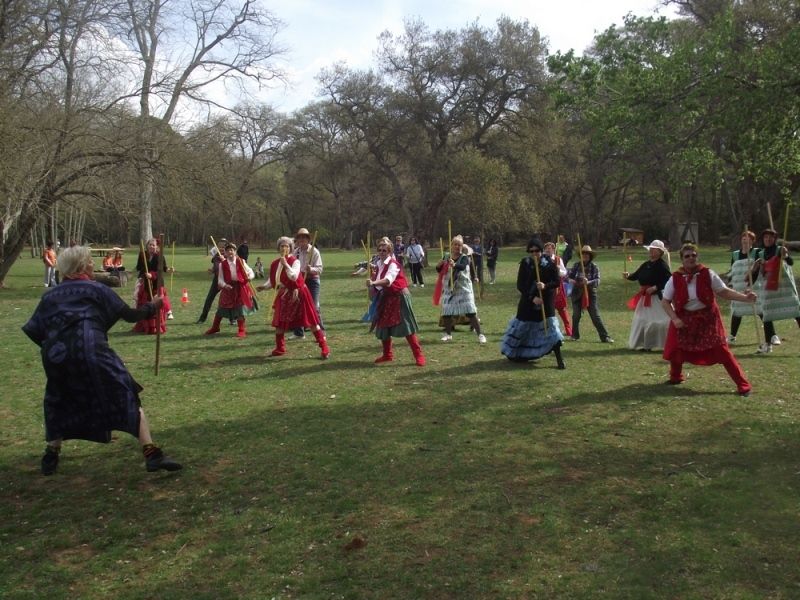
22, 245, 182, 475
501, 238, 566, 368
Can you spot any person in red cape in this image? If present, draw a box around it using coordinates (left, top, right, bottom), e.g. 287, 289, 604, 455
133, 238, 172, 334
257, 237, 329, 359
204, 242, 255, 338
368, 237, 425, 366
661, 243, 757, 396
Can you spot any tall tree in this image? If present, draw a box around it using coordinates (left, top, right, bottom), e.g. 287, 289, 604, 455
322, 17, 549, 242
119, 0, 285, 241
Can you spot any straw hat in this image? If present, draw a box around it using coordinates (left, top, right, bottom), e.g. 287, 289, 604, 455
295, 227, 311, 239
580, 244, 595, 259
644, 240, 667, 253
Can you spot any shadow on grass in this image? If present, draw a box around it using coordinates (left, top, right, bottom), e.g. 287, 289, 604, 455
3, 386, 799, 597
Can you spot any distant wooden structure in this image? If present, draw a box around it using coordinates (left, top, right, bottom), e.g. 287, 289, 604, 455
618, 228, 644, 246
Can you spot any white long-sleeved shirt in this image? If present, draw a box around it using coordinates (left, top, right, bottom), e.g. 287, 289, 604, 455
218, 257, 254, 288
295, 245, 323, 278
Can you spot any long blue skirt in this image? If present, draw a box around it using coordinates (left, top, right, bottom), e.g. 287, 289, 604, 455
500, 316, 563, 361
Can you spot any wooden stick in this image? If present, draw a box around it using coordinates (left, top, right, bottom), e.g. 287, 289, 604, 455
622, 233, 628, 296
532, 251, 548, 334
360, 239, 371, 304
778, 201, 793, 286
576, 233, 589, 304
448, 220, 453, 288
744, 224, 762, 347
139, 240, 154, 301
169, 240, 175, 294
154, 234, 165, 376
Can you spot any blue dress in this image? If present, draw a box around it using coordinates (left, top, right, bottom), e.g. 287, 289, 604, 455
22, 280, 153, 443
501, 256, 564, 361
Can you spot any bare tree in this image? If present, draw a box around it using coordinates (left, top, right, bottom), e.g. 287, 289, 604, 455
119, 0, 285, 241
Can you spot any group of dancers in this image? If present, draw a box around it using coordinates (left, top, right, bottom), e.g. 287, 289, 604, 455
132, 229, 798, 383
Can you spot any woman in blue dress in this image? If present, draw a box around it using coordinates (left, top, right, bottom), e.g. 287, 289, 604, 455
500, 238, 566, 368
23, 246, 182, 475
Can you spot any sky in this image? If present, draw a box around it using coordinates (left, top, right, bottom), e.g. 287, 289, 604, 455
257, 0, 678, 113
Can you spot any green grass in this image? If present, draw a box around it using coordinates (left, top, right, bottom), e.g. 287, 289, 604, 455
1, 245, 799, 599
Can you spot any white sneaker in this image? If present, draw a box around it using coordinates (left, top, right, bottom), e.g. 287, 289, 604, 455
770, 335, 781, 345
756, 343, 773, 354
291, 333, 305, 340
478, 334, 487, 344
726, 335, 736, 343
420, 284, 424, 288
166, 310, 174, 320
440, 334, 452, 342
412, 283, 417, 287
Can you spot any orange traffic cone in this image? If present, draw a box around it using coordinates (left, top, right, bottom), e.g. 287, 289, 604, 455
181, 288, 190, 303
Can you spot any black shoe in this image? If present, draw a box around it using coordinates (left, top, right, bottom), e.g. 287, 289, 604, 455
739, 390, 751, 397
196, 318, 206, 324
146, 449, 183, 472
557, 361, 566, 370
41, 449, 59, 475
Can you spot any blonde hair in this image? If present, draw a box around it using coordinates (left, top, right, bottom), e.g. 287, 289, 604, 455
57, 245, 93, 277
377, 237, 393, 253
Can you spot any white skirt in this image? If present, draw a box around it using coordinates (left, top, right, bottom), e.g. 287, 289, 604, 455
628, 297, 670, 350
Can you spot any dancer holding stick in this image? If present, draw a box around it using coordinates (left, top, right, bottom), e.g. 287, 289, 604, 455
567, 240, 614, 343
501, 237, 565, 368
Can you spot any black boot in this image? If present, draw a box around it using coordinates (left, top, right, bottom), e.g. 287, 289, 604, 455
144, 447, 183, 472
554, 344, 566, 370
41, 446, 60, 475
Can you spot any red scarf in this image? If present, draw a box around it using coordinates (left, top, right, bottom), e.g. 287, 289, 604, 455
433, 261, 450, 306
626, 285, 652, 310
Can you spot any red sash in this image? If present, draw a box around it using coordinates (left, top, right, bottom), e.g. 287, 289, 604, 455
433, 261, 449, 306
762, 255, 781, 291
627, 286, 652, 310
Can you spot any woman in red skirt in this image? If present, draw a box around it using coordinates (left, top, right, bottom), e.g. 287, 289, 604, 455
258, 237, 329, 359
661, 243, 757, 396
133, 238, 172, 334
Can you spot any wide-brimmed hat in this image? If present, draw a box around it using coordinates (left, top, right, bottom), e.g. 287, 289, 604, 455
644, 239, 667, 253
580, 244, 595, 258
295, 227, 311, 239
761, 228, 778, 237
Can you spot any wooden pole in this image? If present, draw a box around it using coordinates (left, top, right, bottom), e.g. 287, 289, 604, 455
778, 201, 793, 286
154, 234, 165, 376
169, 240, 176, 294
447, 220, 453, 288
744, 224, 762, 347
576, 233, 589, 305
532, 251, 548, 334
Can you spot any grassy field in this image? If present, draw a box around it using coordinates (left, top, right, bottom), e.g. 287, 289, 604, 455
1, 244, 798, 599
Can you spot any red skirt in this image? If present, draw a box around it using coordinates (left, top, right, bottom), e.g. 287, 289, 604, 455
272, 286, 320, 330
132, 278, 170, 334
663, 306, 727, 365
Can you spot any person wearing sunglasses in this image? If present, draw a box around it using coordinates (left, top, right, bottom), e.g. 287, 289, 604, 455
661, 243, 757, 396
